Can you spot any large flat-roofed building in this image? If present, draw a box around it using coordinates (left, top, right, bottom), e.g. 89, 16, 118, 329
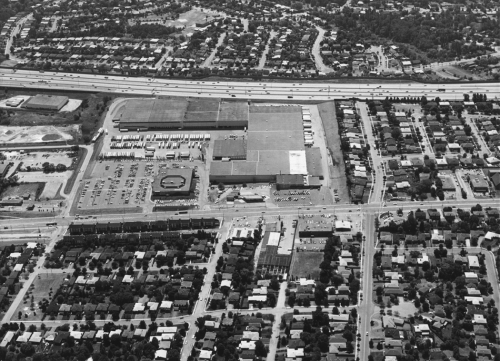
276, 174, 305, 190
213, 139, 247, 160
305, 147, 323, 179
209, 105, 324, 185
151, 168, 194, 198
23, 94, 69, 111
119, 98, 249, 130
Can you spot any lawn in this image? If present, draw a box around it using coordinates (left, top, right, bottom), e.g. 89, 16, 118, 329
290, 252, 323, 279
13, 273, 66, 322
389, 298, 418, 318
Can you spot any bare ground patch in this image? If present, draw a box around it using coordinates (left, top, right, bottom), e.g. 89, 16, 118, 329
317, 101, 349, 202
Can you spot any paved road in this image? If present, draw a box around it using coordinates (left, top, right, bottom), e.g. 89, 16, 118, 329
0, 197, 497, 231
311, 26, 333, 73
1, 225, 64, 324
1, 69, 500, 101
357, 213, 376, 361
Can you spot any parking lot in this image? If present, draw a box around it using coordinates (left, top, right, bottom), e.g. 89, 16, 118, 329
77, 160, 203, 212
272, 187, 333, 207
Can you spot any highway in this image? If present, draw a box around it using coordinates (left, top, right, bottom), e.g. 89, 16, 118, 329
1, 69, 500, 101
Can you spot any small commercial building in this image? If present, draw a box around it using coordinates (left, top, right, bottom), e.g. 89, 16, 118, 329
151, 168, 194, 198
470, 177, 489, 193
24, 94, 69, 111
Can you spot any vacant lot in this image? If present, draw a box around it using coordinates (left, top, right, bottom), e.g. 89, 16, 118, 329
317, 101, 349, 202
13, 273, 66, 322
1, 182, 44, 200
290, 252, 323, 279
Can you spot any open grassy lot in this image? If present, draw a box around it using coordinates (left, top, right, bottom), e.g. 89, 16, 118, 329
290, 252, 323, 279
12, 273, 66, 322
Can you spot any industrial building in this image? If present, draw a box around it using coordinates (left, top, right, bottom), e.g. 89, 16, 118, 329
212, 139, 247, 160
209, 105, 323, 185
23, 94, 69, 111
151, 168, 194, 198
119, 98, 249, 130
257, 223, 293, 272
276, 174, 321, 190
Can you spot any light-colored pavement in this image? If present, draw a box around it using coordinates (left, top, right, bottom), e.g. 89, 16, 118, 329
356, 102, 385, 203
357, 213, 376, 361
2, 69, 500, 101
311, 26, 334, 73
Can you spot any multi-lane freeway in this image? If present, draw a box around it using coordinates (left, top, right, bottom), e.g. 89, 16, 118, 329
1, 68, 500, 101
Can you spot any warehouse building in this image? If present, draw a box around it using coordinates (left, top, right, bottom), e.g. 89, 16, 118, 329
209, 105, 324, 185
213, 139, 247, 160
119, 98, 249, 130
151, 168, 194, 198
305, 147, 323, 179
276, 174, 321, 190
23, 94, 69, 111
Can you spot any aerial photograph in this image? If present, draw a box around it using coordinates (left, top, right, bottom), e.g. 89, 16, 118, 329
0, 0, 500, 360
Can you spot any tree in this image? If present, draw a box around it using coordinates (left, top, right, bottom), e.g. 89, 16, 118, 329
217, 183, 225, 191
255, 340, 268, 357
318, 334, 329, 352
20, 342, 35, 356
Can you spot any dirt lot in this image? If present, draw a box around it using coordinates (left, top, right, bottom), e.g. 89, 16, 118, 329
0, 125, 79, 144
317, 101, 349, 203
13, 273, 66, 322
289, 252, 323, 279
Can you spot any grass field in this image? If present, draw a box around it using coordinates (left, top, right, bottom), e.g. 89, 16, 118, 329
13, 273, 66, 321
290, 252, 323, 278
